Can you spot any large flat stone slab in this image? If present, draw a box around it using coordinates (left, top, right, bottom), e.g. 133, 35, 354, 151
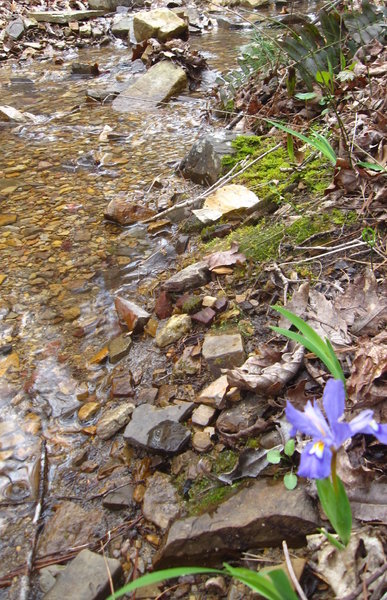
43, 549, 122, 600
112, 61, 187, 113
155, 480, 319, 567
27, 11, 106, 24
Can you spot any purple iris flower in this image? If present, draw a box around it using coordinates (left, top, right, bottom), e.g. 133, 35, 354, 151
286, 379, 387, 479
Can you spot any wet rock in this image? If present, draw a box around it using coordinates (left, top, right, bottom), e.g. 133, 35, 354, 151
5, 18, 25, 41
202, 333, 245, 376
96, 403, 134, 440
191, 307, 216, 325
197, 375, 230, 409
111, 375, 134, 398
155, 314, 192, 348
104, 197, 156, 224
108, 333, 132, 364
175, 234, 189, 254
39, 565, 66, 594
192, 404, 216, 426
89, 0, 132, 9
143, 472, 181, 529
103, 483, 134, 510
179, 131, 237, 186
27, 10, 106, 24
156, 481, 319, 567
136, 387, 158, 405
38, 502, 104, 557
0, 106, 27, 123
112, 62, 187, 112
0, 214, 17, 226
193, 184, 261, 224
123, 401, 194, 450
133, 8, 188, 43
62, 306, 81, 321
241, 0, 270, 7
112, 16, 133, 38
114, 296, 150, 332
192, 430, 212, 452
86, 86, 121, 103
162, 261, 210, 293
154, 290, 173, 320
43, 549, 122, 600
71, 62, 100, 76
173, 347, 200, 376
147, 420, 191, 454
78, 401, 100, 422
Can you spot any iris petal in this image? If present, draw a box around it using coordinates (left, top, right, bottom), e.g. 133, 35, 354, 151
298, 441, 332, 479
349, 411, 387, 444
286, 401, 330, 440
323, 379, 345, 425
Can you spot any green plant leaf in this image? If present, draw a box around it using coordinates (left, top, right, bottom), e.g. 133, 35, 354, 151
267, 449, 282, 464
270, 305, 345, 382
357, 161, 386, 172
319, 527, 346, 550
106, 567, 223, 599
265, 119, 337, 165
223, 564, 297, 600
284, 472, 298, 490
286, 133, 295, 162
316, 476, 352, 546
295, 92, 318, 100
284, 439, 295, 457
316, 70, 333, 90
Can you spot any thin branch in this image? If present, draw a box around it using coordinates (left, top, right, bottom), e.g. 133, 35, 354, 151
340, 562, 387, 600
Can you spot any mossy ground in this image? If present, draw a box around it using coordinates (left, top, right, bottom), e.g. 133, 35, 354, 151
221, 135, 333, 200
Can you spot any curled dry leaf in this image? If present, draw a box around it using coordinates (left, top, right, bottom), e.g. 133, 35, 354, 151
347, 331, 387, 407
204, 242, 246, 271
217, 448, 269, 484
227, 343, 304, 395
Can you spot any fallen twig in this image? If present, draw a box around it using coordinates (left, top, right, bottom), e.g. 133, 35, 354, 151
282, 540, 308, 600
340, 562, 387, 600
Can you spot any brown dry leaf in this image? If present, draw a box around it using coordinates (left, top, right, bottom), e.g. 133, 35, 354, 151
347, 331, 387, 407
335, 269, 387, 334
307, 290, 351, 346
278, 282, 309, 328
205, 242, 246, 271
227, 343, 304, 395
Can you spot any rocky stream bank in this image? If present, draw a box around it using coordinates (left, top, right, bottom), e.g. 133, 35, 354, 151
1, 0, 386, 599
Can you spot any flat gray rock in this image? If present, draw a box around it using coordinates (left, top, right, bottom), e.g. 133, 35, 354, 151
112, 61, 187, 113
27, 10, 106, 24
155, 480, 319, 567
43, 549, 121, 600
143, 472, 181, 529
202, 333, 245, 376
124, 402, 193, 452
162, 261, 210, 293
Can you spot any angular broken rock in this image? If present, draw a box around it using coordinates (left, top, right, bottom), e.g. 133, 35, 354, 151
124, 402, 194, 452
155, 481, 319, 567
147, 420, 191, 454
193, 184, 260, 224
192, 404, 217, 426
103, 484, 134, 510
202, 333, 245, 376
96, 404, 134, 440
115, 296, 150, 333
112, 61, 187, 113
133, 8, 188, 43
108, 333, 132, 364
162, 261, 210, 293
43, 549, 121, 600
179, 131, 237, 186
143, 472, 181, 530
155, 314, 192, 348
197, 375, 230, 409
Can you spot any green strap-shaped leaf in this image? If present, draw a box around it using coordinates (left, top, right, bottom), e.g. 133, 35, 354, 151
106, 567, 223, 599
265, 120, 337, 165
223, 564, 298, 600
316, 476, 352, 546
